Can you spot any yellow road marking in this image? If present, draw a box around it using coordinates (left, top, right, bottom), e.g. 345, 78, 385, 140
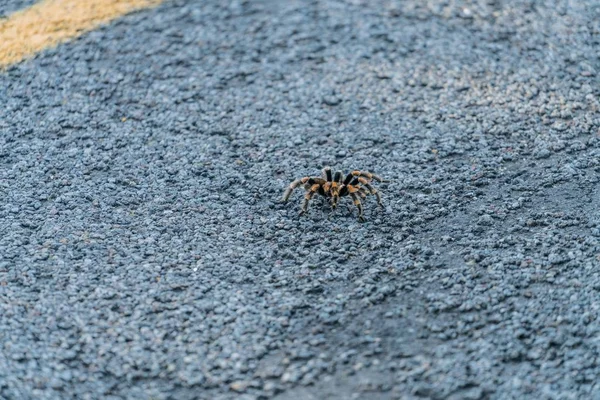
0, 0, 162, 68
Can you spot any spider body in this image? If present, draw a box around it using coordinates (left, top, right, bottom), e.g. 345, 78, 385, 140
282, 167, 385, 221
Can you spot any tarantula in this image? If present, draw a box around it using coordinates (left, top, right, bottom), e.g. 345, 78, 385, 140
282, 167, 385, 221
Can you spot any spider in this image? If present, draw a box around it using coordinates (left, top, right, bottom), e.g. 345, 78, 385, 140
281, 167, 385, 221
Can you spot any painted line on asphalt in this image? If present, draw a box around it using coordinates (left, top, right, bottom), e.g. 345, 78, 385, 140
0, 0, 162, 68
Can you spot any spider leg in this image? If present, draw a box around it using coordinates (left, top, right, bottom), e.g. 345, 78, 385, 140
341, 185, 358, 213
343, 172, 354, 185
333, 170, 343, 183
320, 167, 334, 204
339, 184, 349, 196
358, 177, 383, 207
342, 183, 360, 197
358, 187, 369, 198
299, 183, 320, 215
351, 170, 385, 182
350, 192, 365, 221
329, 170, 343, 208
282, 177, 324, 201
322, 167, 332, 182
331, 189, 339, 209
282, 177, 309, 202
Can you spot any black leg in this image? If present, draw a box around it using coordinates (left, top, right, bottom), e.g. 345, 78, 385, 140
334, 170, 342, 183
343, 172, 354, 185
322, 167, 332, 182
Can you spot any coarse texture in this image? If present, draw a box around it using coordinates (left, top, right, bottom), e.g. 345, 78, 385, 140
1, 0, 599, 399
0, 0, 162, 67
0, 0, 38, 17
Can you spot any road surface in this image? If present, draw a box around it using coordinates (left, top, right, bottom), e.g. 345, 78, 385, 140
1, 0, 599, 399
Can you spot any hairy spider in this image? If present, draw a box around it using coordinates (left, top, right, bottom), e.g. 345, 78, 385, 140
281, 167, 385, 221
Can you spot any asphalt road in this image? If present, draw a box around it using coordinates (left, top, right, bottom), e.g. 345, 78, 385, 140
0, 0, 37, 16
1, 0, 600, 399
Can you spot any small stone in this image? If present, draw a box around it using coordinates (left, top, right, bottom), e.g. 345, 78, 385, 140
322, 95, 342, 106
477, 215, 493, 226
230, 381, 249, 392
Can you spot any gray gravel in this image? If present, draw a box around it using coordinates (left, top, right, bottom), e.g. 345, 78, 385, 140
0, 0, 38, 16
1, 0, 600, 399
